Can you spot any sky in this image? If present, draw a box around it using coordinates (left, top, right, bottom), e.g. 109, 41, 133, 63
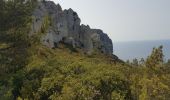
53, 0, 170, 42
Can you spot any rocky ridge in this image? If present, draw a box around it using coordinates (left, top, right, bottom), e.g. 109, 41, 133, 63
31, 1, 113, 55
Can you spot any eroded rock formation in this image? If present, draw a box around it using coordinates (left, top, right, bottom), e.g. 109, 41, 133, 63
31, 1, 113, 55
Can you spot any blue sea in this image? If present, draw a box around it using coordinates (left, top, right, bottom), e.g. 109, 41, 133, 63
113, 40, 170, 61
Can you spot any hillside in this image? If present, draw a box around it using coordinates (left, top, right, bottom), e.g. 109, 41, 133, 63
0, 0, 170, 100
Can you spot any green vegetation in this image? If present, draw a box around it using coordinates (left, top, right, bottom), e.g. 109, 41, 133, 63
0, 0, 170, 100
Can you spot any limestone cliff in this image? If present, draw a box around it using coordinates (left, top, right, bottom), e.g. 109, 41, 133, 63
31, 1, 113, 55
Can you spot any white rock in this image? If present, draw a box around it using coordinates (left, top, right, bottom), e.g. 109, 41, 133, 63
31, 1, 113, 55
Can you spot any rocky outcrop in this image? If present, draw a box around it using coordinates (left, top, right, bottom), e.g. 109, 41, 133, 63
31, 1, 113, 55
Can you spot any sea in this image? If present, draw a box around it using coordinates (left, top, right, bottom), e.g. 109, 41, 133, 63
113, 40, 170, 61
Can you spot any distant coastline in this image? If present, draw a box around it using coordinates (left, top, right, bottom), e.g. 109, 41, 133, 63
114, 39, 170, 61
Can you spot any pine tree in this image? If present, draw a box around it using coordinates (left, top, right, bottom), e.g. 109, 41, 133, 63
146, 46, 164, 68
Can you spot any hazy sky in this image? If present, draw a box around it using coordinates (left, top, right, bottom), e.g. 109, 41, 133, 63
53, 0, 170, 42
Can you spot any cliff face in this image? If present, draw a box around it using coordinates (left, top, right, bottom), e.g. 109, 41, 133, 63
31, 1, 113, 55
